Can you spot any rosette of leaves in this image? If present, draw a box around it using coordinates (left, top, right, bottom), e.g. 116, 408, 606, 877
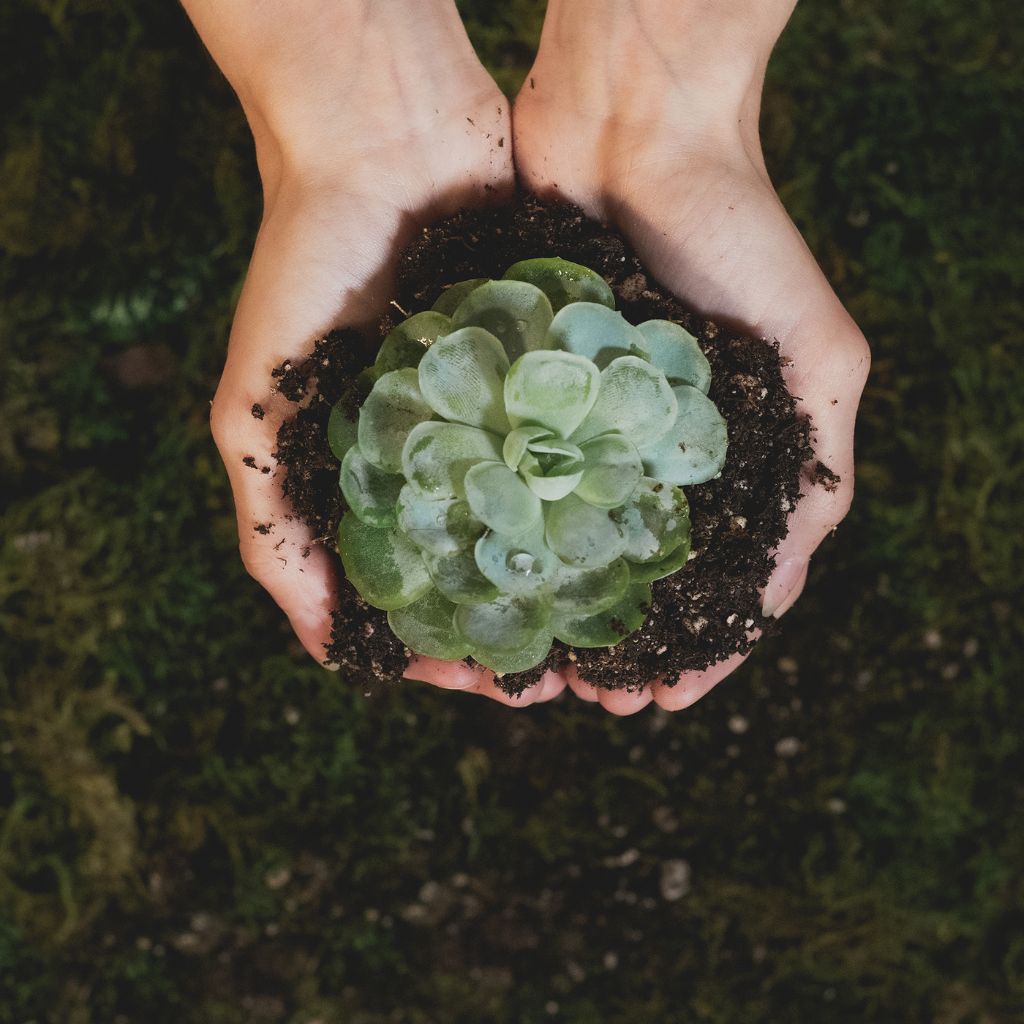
328, 258, 728, 674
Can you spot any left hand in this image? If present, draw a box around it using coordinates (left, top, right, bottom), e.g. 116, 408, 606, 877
185, 0, 566, 706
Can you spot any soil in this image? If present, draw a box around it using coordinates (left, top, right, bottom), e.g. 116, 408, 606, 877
271, 195, 815, 696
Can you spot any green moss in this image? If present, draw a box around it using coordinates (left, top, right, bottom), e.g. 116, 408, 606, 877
1, 0, 1022, 1021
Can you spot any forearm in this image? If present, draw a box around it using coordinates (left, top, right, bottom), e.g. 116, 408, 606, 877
539, 0, 795, 78
179, 0, 479, 176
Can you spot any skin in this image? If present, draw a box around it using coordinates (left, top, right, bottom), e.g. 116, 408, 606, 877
185, 0, 868, 713
513, 0, 870, 714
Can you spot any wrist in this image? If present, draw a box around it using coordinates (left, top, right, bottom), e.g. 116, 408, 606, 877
186, 0, 487, 191
540, 0, 792, 85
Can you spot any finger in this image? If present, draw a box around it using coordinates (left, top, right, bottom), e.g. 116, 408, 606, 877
762, 560, 809, 621
760, 460, 851, 618
597, 684, 654, 717
404, 655, 483, 690
469, 670, 555, 707
533, 670, 568, 703
564, 664, 602, 703
651, 649, 751, 711
405, 658, 566, 708
211, 394, 341, 664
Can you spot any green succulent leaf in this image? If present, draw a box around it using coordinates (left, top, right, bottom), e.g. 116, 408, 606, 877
464, 461, 541, 536
548, 558, 630, 616
627, 533, 693, 583
503, 257, 615, 312
636, 319, 712, 392
357, 368, 435, 472
519, 437, 586, 501
617, 478, 691, 563
504, 350, 601, 437
475, 526, 562, 597
338, 512, 432, 611
450, 280, 554, 361
572, 356, 678, 448
422, 548, 500, 605
339, 447, 404, 528
523, 469, 585, 502
545, 492, 626, 568
546, 302, 649, 368
638, 384, 728, 485
453, 595, 553, 671
327, 403, 358, 461
387, 588, 472, 661
469, 630, 558, 675
337, 257, 726, 665
574, 434, 643, 508
552, 580, 652, 648
431, 278, 488, 317
402, 421, 503, 498
503, 425, 553, 471
374, 311, 452, 376
418, 326, 510, 433
395, 484, 484, 556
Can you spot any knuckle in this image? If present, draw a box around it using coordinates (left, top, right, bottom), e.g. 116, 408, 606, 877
238, 538, 270, 582
834, 476, 856, 521
836, 327, 872, 387
209, 392, 255, 453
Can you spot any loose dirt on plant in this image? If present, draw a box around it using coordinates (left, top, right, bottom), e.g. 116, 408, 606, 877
270, 196, 815, 696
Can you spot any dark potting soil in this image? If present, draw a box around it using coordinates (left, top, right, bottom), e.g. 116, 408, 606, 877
271, 196, 815, 696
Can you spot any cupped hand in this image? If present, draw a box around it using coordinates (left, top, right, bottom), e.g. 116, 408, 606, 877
512, 0, 870, 714
188, 0, 566, 706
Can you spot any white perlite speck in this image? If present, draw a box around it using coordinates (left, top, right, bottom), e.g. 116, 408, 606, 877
660, 859, 692, 901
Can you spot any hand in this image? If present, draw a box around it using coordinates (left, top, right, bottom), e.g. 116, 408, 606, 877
513, 0, 870, 714
186, 0, 566, 706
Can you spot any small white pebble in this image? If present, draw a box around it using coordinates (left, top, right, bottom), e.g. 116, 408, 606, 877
264, 865, 291, 890
775, 736, 802, 758
660, 859, 692, 901
728, 715, 750, 735
652, 806, 679, 833
603, 848, 640, 868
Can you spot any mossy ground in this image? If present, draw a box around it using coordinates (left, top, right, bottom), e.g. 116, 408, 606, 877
1, 1, 1022, 1021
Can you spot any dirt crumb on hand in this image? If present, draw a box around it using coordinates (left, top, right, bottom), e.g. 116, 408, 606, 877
810, 461, 841, 492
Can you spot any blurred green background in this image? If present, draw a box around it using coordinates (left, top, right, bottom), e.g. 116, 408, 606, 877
1, 0, 1022, 1020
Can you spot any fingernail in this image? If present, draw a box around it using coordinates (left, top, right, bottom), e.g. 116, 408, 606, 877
762, 558, 807, 618
323, 661, 341, 672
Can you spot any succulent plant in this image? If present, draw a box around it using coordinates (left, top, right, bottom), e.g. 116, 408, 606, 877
329, 258, 728, 674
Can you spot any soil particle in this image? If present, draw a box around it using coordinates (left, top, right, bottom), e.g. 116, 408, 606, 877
251, 403, 265, 420
242, 456, 257, 469
272, 196, 814, 694
810, 461, 841, 492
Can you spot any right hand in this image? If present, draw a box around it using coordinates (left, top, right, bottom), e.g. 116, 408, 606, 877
513, 0, 870, 715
